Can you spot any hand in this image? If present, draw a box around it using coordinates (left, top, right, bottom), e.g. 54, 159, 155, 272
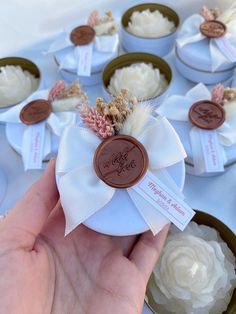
0, 159, 169, 314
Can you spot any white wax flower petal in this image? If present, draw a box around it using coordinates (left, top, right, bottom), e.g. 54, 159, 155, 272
149, 221, 236, 314
108, 62, 168, 100
0, 65, 39, 107
127, 9, 175, 38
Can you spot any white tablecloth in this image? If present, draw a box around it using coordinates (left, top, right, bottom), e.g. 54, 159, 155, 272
0, 1, 235, 314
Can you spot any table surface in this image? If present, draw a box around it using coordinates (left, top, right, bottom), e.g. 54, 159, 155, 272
0, 1, 236, 314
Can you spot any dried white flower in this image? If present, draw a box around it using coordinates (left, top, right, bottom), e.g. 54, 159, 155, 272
120, 102, 152, 137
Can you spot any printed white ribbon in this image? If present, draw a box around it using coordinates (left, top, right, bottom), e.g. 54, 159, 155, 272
0, 90, 77, 170
46, 26, 119, 75
177, 13, 236, 71
56, 117, 187, 236
157, 83, 236, 173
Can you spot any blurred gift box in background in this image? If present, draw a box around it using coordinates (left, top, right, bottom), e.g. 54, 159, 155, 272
0, 0, 234, 57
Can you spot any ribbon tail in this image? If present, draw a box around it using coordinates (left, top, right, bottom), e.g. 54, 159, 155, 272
46, 112, 77, 137
57, 165, 115, 235
94, 34, 119, 53
22, 121, 49, 171
218, 111, 236, 146
210, 39, 229, 71
152, 168, 185, 198
127, 168, 185, 235
190, 127, 227, 175
127, 188, 170, 236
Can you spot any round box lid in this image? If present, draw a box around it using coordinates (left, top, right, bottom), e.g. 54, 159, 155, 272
176, 39, 235, 72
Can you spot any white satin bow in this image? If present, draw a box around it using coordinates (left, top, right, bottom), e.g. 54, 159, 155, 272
56, 116, 187, 236
177, 13, 236, 71
0, 89, 77, 165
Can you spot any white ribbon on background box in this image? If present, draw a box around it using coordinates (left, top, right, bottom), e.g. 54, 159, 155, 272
0, 90, 77, 170
46, 24, 119, 75
176, 9, 236, 71
56, 116, 187, 236
157, 83, 236, 174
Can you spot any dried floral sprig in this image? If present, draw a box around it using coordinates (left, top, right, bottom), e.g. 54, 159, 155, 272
79, 103, 114, 139
93, 11, 118, 35
96, 89, 137, 133
210, 7, 221, 19
48, 80, 67, 101
56, 81, 88, 103
223, 87, 236, 103
97, 11, 115, 25
49, 80, 88, 112
211, 83, 225, 104
120, 102, 152, 138
201, 5, 215, 21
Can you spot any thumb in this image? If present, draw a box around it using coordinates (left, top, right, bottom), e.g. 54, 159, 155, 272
2, 159, 59, 249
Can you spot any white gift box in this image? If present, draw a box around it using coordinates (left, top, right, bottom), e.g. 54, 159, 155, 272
47, 19, 120, 87
0, 89, 77, 167
175, 13, 236, 84
157, 83, 236, 177
175, 42, 235, 85
56, 116, 187, 236
120, 3, 179, 57
54, 37, 119, 86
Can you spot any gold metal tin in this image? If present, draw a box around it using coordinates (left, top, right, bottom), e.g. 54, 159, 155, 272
102, 52, 172, 102
0, 57, 41, 108
146, 210, 236, 314
121, 3, 180, 39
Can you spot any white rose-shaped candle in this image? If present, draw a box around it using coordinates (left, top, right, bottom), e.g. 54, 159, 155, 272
108, 62, 168, 101
0, 65, 39, 107
148, 222, 236, 314
127, 9, 176, 38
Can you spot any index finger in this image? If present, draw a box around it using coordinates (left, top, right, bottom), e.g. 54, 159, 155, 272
129, 224, 170, 282
1, 159, 59, 249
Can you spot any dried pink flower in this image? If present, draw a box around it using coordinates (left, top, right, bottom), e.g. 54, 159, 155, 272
48, 80, 67, 102
87, 10, 99, 27
79, 103, 114, 139
211, 83, 225, 104
201, 5, 215, 21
